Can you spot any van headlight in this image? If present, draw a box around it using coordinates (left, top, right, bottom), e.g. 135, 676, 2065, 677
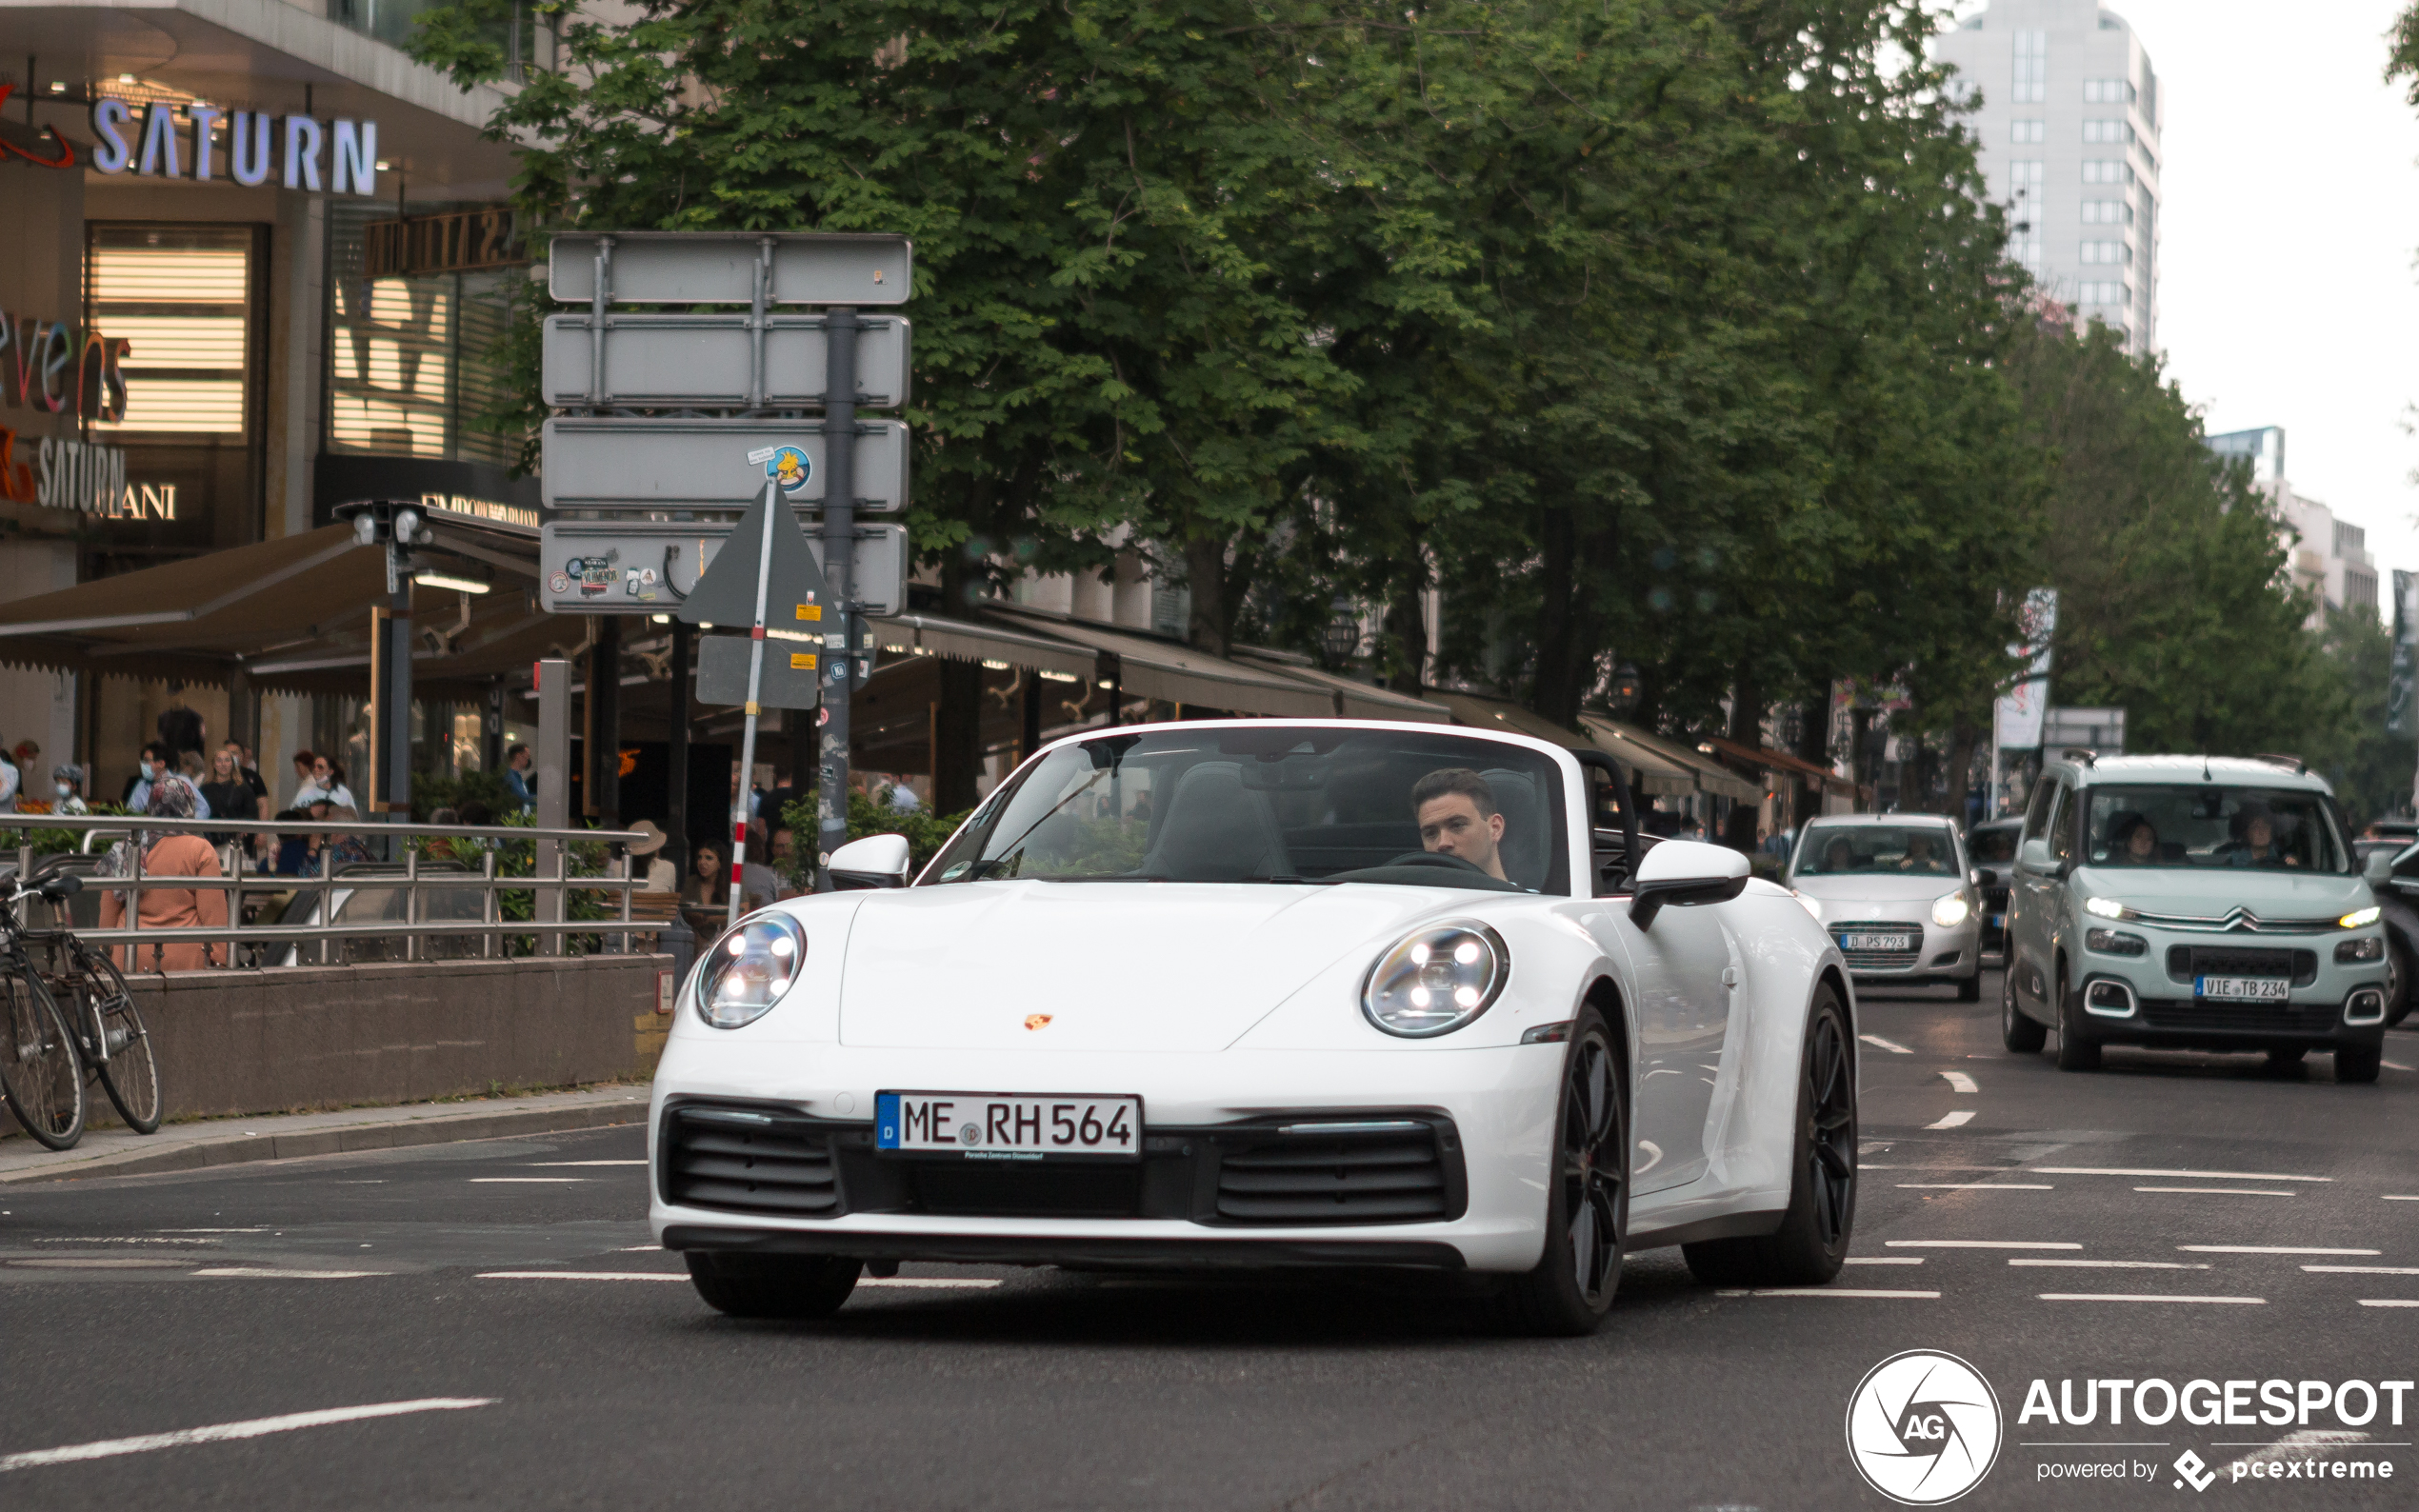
694, 914, 805, 1028
1363, 922, 1509, 1038
1930, 891, 1972, 928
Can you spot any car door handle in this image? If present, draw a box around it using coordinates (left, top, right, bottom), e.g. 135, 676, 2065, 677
1720, 966, 1738, 989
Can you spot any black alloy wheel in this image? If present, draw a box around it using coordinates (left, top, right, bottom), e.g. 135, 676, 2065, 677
1499, 1006, 1627, 1336
2389, 934, 2412, 1028
1685, 985, 1857, 1286
2002, 965, 2047, 1053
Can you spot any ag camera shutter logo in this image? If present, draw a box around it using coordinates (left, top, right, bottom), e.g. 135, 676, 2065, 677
1846, 1350, 2004, 1504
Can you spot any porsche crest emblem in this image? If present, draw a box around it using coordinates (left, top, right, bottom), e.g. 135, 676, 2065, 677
1024, 1014, 1054, 1031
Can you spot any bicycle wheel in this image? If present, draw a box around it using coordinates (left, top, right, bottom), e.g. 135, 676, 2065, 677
0, 967, 84, 1149
74, 946, 159, 1134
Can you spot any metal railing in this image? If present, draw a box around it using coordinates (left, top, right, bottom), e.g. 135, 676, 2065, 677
0, 813, 667, 969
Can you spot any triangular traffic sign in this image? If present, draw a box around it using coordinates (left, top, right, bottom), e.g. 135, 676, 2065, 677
676, 489, 831, 629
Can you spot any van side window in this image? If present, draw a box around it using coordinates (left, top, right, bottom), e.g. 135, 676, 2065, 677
2048, 784, 2076, 864
2022, 780, 2061, 844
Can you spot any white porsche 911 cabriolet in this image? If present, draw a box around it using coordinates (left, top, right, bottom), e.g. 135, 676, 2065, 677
650, 720, 1858, 1335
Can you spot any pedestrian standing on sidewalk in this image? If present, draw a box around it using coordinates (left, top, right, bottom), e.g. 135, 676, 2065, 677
99, 776, 228, 972
50, 765, 87, 816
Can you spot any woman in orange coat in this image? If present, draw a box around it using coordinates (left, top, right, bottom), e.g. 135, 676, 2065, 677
99, 776, 228, 972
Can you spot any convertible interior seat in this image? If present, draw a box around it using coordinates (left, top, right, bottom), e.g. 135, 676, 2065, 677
1141, 763, 1290, 881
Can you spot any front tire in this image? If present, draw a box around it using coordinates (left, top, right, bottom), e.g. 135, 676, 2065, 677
1684, 985, 1855, 1287
1956, 970, 1982, 1003
2002, 967, 2047, 1053
1498, 1006, 1627, 1336
686, 1251, 861, 1319
75, 949, 159, 1133
2389, 934, 2412, 1028
2053, 969, 2101, 1071
2336, 1042, 2383, 1084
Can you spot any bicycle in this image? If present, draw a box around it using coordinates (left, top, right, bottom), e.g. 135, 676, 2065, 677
0, 874, 89, 1150
44, 906, 163, 1137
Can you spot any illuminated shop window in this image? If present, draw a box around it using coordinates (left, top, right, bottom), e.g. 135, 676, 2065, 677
84, 226, 254, 437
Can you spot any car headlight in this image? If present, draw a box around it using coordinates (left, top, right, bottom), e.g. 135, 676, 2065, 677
1930, 891, 1971, 928
1790, 889, 1823, 920
2084, 896, 2129, 920
2086, 927, 2148, 957
694, 913, 805, 1029
1362, 922, 1509, 1038
2337, 936, 2386, 963
2340, 905, 2383, 929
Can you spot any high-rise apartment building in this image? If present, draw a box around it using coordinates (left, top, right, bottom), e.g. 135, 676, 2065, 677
2207, 427, 2380, 623
1932, 1, 2163, 352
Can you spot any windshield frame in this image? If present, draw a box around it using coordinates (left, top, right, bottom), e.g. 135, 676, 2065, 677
916, 724, 1577, 895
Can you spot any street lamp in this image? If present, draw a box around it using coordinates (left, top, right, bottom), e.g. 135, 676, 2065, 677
1322, 597, 1359, 665
1609, 663, 1642, 715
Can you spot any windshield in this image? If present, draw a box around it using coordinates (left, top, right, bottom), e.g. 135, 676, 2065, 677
1969, 826, 2020, 865
923, 727, 1569, 892
2082, 785, 2349, 873
1793, 824, 1959, 877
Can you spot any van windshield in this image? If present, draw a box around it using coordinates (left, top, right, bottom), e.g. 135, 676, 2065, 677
2082, 786, 2348, 873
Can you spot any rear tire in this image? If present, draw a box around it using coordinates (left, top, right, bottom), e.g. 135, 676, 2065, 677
685, 1251, 861, 1319
2335, 1042, 2383, 1084
1684, 986, 1855, 1287
1497, 1006, 1627, 1336
0, 969, 83, 1149
1956, 971, 1981, 1003
2053, 971, 2101, 1071
2002, 968, 2047, 1053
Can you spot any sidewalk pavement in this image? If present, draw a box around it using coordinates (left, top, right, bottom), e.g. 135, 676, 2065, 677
0, 1083, 653, 1184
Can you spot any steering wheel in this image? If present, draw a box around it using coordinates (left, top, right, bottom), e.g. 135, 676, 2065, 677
1378, 851, 1490, 876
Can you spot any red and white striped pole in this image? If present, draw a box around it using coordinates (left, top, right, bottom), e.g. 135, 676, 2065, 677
726, 480, 780, 932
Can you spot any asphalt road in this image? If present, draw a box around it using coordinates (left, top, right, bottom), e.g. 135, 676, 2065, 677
6, 970, 2419, 1510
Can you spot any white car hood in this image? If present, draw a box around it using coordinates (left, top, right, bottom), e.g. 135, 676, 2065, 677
835, 881, 1488, 1052
2069, 865, 2371, 919
1789, 873, 1962, 912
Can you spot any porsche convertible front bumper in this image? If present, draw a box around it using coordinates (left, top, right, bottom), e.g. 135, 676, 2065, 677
647, 1036, 1570, 1273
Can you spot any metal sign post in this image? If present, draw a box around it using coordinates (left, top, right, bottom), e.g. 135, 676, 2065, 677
816, 308, 857, 890
725, 478, 780, 931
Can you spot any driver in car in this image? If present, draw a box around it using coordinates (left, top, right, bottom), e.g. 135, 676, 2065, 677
2223, 805, 2299, 868
1413, 767, 1509, 882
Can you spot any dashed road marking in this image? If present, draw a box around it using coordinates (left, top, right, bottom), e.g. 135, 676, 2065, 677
0, 1399, 496, 1473
7, 1258, 189, 1269
2038, 1293, 2266, 1304
1887, 1240, 2082, 1249
1926, 1111, 1976, 1130
2303, 1265, 2419, 1275
2032, 1166, 2331, 1183
1846, 1257, 1926, 1265
2133, 1186, 2295, 1197
477, 1271, 684, 1281
1859, 1035, 1912, 1054
1716, 1288, 1938, 1299
526, 1161, 646, 1167
469, 1179, 587, 1184
1898, 1183, 2052, 1190
1940, 1071, 1978, 1093
2010, 1259, 2209, 1269
859, 1278, 1002, 1289
2357, 1300, 2419, 1308
190, 1268, 390, 1280
2180, 1245, 2379, 1256
2384, 1061, 2415, 1072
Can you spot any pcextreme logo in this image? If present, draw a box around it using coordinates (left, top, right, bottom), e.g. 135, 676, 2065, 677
1847, 1350, 2006, 1505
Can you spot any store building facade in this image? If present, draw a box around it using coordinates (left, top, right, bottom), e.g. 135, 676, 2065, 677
0, 0, 537, 805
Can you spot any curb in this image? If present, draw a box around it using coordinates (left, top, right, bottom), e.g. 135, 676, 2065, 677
0, 1099, 650, 1185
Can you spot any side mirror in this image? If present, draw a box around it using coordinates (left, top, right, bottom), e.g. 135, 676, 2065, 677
1629, 839, 1749, 930
2365, 849, 2394, 886
2017, 837, 2052, 871
829, 833, 912, 890
1970, 866, 1998, 890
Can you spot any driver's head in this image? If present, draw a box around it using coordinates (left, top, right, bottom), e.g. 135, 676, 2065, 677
1824, 837, 1853, 869
1412, 767, 1507, 881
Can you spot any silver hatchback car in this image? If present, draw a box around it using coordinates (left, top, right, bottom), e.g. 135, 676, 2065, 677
1786, 814, 1984, 1000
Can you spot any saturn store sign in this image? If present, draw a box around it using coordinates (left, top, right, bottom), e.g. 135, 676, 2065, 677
89, 100, 380, 195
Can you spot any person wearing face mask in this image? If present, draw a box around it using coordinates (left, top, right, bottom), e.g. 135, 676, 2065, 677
124, 741, 173, 811
295, 753, 357, 813
50, 765, 87, 816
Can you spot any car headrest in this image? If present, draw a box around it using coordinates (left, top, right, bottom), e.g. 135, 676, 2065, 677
1141, 762, 1288, 882
1479, 768, 1548, 890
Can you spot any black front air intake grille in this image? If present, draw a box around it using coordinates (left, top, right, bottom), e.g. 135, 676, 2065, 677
2165, 946, 2318, 987
661, 1105, 841, 1217
908, 1162, 1142, 1218
1212, 1124, 1456, 1224
2137, 997, 2342, 1036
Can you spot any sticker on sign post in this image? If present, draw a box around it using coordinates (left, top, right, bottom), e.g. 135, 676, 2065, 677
745, 445, 781, 464
766, 446, 811, 495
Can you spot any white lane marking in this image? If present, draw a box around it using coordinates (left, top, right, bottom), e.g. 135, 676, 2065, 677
2220, 1431, 2370, 1478
2180, 1245, 2379, 1256
2133, 1186, 2295, 1197
157, 1228, 270, 1234
468, 1179, 586, 1184
2387, 1196, 2419, 1202
2358, 1300, 2419, 1307
0, 1399, 496, 1473
2010, 1259, 2209, 1269
1898, 1183, 2052, 1190
2031, 1166, 2330, 1183
1940, 1071, 1979, 1094
1925, 1112, 1976, 1130
2038, 1293, 2266, 1304
613, 1245, 658, 1253
1859, 1035, 1912, 1054
1846, 1257, 1926, 1265
34, 1237, 210, 1244
1716, 1288, 1939, 1298
476, 1271, 685, 1281
1887, 1240, 2082, 1249
526, 1161, 646, 1167
7, 1258, 189, 1269
2385, 1061, 2415, 1072
858, 1278, 1003, 1289
2303, 1265, 2419, 1275
189, 1268, 390, 1280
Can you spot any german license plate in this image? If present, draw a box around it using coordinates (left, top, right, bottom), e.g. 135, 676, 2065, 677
874, 1091, 1142, 1161
1842, 932, 1915, 952
1989, 914, 2006, 929
2196, 976, 2290, 1003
